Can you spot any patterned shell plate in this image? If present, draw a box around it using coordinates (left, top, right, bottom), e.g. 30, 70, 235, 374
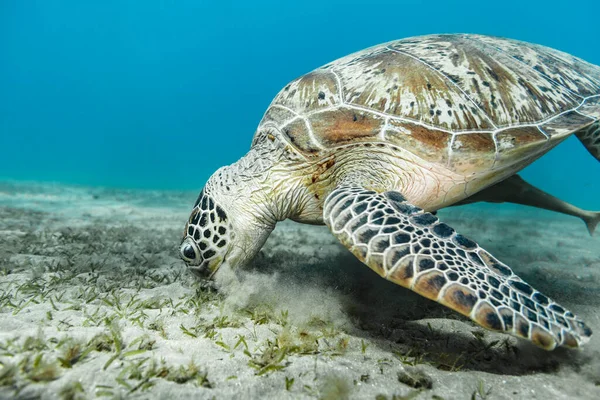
256, 34, 600, 173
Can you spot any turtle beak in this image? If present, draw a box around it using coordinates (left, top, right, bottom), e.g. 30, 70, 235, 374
205, 256, 227, 280
184, 255, 227, 280
207, 261, 225, 280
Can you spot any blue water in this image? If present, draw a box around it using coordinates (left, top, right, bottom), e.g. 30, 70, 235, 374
1, 0, 598, 208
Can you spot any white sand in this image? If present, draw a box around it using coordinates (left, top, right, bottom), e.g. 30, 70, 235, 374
0, 180, 599, 399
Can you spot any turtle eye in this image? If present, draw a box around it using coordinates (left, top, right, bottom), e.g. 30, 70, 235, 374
180, 239, 201, 264
182, 245, 196, 260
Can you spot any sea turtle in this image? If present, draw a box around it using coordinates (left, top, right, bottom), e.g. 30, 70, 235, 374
180, 34, 600, 350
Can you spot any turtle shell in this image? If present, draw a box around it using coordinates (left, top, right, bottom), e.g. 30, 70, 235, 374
255, 34, 600, 174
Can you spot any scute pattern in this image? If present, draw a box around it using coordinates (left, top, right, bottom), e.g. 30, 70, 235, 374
330, 50, 495, 130
271, 69, 342, 114
384, 120, 452, 163
256, 34, 600, 172
310, 107, 384, 146
388, 35, 582, 126
494, 126, 548, 163
540, 111, 594, 138
449, 133, 496, 173
469, 34, 600, 97
578, 96, 600, 119
323, 186, 592, 349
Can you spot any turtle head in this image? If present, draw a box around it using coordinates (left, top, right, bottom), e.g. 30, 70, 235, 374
180, 167, 275, 278
180, 185, 232, 277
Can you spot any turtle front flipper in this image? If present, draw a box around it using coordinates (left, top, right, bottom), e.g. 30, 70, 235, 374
323, 186, 592, 350
576, 120, 600, 162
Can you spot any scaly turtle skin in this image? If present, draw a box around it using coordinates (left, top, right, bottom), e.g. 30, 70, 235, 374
180, 34, 600, 350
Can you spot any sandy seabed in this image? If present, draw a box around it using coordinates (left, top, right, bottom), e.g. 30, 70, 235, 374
0, 180, 599, 400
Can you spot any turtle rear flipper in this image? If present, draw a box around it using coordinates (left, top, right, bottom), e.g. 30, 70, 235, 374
584, 211, 600, 236
323, 186, 592, 350
458, 174, 600, 236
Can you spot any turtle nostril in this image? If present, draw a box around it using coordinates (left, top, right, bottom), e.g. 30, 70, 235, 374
182, 244, 196, 260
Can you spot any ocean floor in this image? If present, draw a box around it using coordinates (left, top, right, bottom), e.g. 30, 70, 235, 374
0, 180, 599, 400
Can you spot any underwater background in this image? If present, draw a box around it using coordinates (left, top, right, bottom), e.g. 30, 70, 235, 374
1, 2, 600, 399
1, 0, 599, 209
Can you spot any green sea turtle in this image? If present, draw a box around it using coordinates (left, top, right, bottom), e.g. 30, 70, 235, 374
180, 34, 600, 350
